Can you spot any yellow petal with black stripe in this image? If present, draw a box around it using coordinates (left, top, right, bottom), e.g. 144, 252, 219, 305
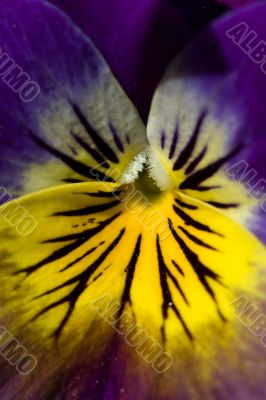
0, 182, 265, 398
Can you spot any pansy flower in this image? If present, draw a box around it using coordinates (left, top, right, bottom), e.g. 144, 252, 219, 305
0, 1, 266, 399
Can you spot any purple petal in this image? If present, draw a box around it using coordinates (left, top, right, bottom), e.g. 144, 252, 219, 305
0, 0, 146, 198
50, 0, 228, 120
218, 0, 258, 8
147, 2, 266, 244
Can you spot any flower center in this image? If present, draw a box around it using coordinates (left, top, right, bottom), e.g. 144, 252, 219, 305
134, 167, 162, 199
121, 147, 174, 193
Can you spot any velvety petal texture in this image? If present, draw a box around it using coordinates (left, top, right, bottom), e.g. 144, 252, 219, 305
49, 0, 190, 120
0, 1, 266, 400
147, 2, 266, 244
218, 0, 260, 8
50, 0, 229, 119
0, 180, 265, 399
0, 0, 146, 198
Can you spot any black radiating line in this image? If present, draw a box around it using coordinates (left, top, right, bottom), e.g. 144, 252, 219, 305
71, 103, 119, 163
169, 220, 220, 301
171, 260, 185, 276
43, 213, 121, 243
75, 190, 123, 198
36, 231, 125, 300
52, 199, 121, 217
60, 244, 99, 272
33, 229, 126, 340
180, 145, 243, 190
109, 123, 124, 152
18, 213, 121, 275
35, 231, 124, 299
29, 130, 114, 182
156, 236, 193, 341
53, 229, 125, 341
206, 201, 239, 209
117, 235, 142, 318
69, 145, 78, 156
175, 198, 198, 210
185, 145, 208, 175
89, 264, 111, 285
165, 265, 189, 305
168, 127, 179, 159
160, 131, 166, 150
70, 131, 110, 168
173, 110, 207, 171
178, 226, 217, 251
173, 204, 223, 237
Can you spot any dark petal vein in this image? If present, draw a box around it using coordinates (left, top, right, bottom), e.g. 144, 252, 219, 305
173, 204, 223, 237
52, 200, 121, 217
29, 130, 114, 182
180, 145, 243, 190
173, 110, 207, 171
71, 103, 119, 163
